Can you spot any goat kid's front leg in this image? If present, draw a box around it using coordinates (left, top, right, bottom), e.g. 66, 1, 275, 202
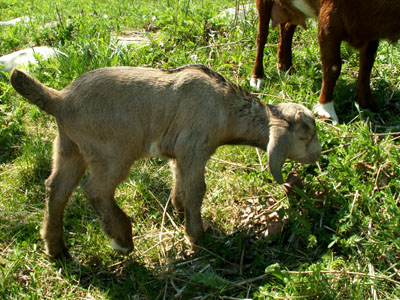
173, 158, 207, 247
356, 40, 379, 111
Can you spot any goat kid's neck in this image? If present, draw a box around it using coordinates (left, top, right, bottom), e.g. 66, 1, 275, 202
222, 96, 273, 149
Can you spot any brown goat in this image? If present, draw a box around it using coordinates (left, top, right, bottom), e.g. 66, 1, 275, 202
270, 0, 400, 122
10, 65, 321, 258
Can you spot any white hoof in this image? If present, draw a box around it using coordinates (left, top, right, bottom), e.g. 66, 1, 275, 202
111, 240, 131, 254
314, 102, 339, 123
250, 77, 265, 90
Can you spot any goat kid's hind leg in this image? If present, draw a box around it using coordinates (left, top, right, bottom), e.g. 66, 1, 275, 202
356, 40, 379, 111
174, 158, 207, 247
41, 134, 87, 258
81, 161, 133, 254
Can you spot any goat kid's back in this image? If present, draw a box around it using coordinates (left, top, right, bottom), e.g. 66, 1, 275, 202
10, 66, 236, 153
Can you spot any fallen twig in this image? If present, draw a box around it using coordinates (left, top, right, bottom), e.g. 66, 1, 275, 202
193, 244, 238, 268
235, 269, 400, 286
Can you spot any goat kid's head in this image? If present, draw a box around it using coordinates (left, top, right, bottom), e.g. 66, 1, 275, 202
267, 103, 321, 184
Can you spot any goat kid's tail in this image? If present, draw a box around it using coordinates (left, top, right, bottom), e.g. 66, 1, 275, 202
10, 68, 61, 116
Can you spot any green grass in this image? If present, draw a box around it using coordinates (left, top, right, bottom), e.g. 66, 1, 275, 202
1, 0, 400, 299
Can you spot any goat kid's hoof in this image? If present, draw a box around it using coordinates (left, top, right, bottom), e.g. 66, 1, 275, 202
45, 244, 71, 260
111, 240, 133, 255
173, 208, 185, 221
250, 77, 265, 90
186, 222, 211, 250
186, 236, 205, 251
314, 102, 339, 123
185, 232, 206, 250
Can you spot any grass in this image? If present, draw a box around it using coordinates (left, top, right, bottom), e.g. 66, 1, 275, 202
1, 0, 400, 299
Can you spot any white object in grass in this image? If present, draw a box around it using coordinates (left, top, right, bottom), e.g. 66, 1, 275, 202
0, 46, 63, 73
0, 16, 30, 27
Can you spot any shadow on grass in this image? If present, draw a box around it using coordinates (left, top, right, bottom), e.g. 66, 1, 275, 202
333, 78, 400, 127
4, 145, 353, 298
52, 256, 160, 299
39, 160, 346, 299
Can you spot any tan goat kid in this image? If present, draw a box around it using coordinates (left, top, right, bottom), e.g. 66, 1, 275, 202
10, 65, 321, 258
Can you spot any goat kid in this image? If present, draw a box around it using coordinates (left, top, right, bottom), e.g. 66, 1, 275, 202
10, 65, 321, 258
270, 0, 400, 122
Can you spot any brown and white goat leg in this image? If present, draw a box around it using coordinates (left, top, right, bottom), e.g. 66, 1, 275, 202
251, 0, 296, 88
41, 133, 87, 258
278, 22, 297, 70
251, 0, 273, 89
315, 9, 344, 122
355, 40, 379, 110
316, 41, 341, 121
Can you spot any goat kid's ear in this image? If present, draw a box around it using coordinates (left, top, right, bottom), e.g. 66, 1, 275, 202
295, 110, 303, 121
294, 111, 311, 137
267, 128, 290, 185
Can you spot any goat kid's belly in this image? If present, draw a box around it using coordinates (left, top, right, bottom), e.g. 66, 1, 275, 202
64, 124, 214, 165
